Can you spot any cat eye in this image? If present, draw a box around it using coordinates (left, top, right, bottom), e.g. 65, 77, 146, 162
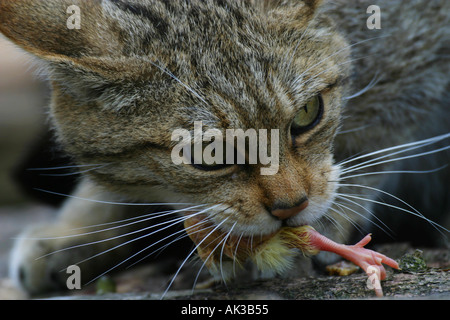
189, 143, 230, 171
291, 94, 324, 136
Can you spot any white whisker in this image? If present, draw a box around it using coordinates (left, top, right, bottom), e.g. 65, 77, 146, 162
162, 217, 229, 299
232, 232, 244, 277
296, 55, 373, 88
337, 124, 372, 135
49, 214, 189, 265
285, 20, 312, 71
322, 209, 346, 238
337, 187, 449, 234
341, 144, 450, 176
79, 208, 221, 286
293, 35, 391, 87
334, 195, 393, 237
219, 222, 237, 285
26, 164, 110, 171
148, 59, 209, 106
38, 164, 111, 177
328, 204, 365, 235
33, 188, 198, 207
191, 221, 236, 293
30, 204, 207, 241
339, 165, 448, 181
69, 204, 207, 231
337, 132, 450, 169
126, 216, 215, 269
41, 205, 220, 264
343, 71, 380, 100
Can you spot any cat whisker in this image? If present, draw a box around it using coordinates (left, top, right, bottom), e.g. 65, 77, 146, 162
339, 165, 448, 181
33, 187, 198, 207
125, 214, 216, 270
328, 203, 365, 236
337, 132, 450, 169
285, 20, 313, 71
148, 59, 209, 106
26, 163, 111, 171
68, 204, 208, 231
337, 124, 372, 135
40, 205, 219, 264
322, 209, 347, 238
336, 194, 394, 234
43, 213, 191, 263
219, 222, 237, 285
82, 204, 231, 297
337, 186, 449, 235
293, 34, 391, 87
28, 204, 207, 241
334, 195, 394, 237
80, 222, 198, 286
142, 232, 191, 261
162, 217, 230, 299
249, 234, 254, 253
191, 221, 237, 293
74, 207, 223, 286
343, 71, 380, 100
232, 232, 245, 277
340, 144, 450, 176
35, 164, 111, 177
297, 55, 376, 88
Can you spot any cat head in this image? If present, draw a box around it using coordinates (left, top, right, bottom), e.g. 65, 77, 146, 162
0, 0, 350, 236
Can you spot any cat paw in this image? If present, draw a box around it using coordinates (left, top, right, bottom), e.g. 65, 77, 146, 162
10, 222, 139, 296
9, 225, 74, 295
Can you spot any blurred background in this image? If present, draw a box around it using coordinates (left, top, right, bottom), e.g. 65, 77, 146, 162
0, 35, 58, 298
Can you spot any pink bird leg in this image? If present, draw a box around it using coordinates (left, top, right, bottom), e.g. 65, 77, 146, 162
307, 229, 399, 297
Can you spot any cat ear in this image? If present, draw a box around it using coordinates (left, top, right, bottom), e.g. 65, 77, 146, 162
0, 0, 140, 108
0, 0, 119, 62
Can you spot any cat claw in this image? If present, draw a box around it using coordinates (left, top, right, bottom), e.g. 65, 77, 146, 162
308, 229, 399, 297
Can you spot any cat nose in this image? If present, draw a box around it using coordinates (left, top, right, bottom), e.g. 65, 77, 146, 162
271, 197, 309, 221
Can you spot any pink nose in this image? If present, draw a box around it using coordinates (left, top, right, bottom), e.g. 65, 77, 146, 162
271, 198, 309, 220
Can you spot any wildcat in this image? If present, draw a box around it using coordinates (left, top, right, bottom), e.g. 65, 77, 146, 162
0, 0, 449, 296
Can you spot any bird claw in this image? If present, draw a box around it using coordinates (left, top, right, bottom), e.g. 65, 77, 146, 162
308, 230, 399, 297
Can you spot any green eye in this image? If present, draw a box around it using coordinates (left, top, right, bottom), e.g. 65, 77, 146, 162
291, 94, 323, 135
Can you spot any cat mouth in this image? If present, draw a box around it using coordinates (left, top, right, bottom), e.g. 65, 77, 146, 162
185, 213, 279, 239
183, 214, 283, 262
